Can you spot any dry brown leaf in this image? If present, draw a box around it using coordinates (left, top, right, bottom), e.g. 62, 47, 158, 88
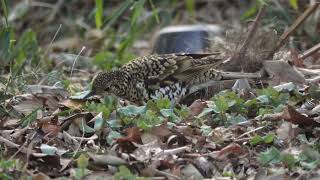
282, 105, 320, 127
116, 127, 142, 153
88, 153, 127, 166
59, 99, 85, 110
290, 48, 306, 68
6, 92, 64, 116
188, 99, 208, 117
209, 143, 244, 160
117, 127, 142, 144
150, 123, 172, 138
263, 60, 306, 85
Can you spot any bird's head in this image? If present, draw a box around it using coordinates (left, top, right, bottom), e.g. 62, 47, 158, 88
85, 71, 127, 99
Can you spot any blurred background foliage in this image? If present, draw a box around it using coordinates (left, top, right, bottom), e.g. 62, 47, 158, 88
0, 0, 319, 95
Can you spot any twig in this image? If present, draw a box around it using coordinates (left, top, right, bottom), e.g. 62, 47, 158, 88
0, 136, 31, 154
153, 169, 181, 180
267, 2, 320, 59
155, 146, 191, 157
238, 6, 266, 56
70, 46, 86, 76
299, 42, 320, 60
36, 24, 62, 84
44, 24, 62, 57
30, 1, 55, 8
47, 0, 64, 22
72, 119, 85, 158
236, 126, 265, 139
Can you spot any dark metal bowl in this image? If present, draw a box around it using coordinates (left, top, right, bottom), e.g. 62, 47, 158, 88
152, 24, 223, 54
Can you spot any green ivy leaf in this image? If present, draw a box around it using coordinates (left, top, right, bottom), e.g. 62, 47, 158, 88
174, 105, 189, 120
226, 114, 247, 126
300, 160, 319, 170
118, 105, 146, 117
78, 119, 95, 133
156, 97, 171, 110
137, 110, 162, 130
250, 135, 264, 145
77, 154, 89, 169
281, 153, 296, 169
213, 96, 229, 113
256, 95, 270, 104
160, 108, 180, 122
196, 107, 213, 118
107, 131, 122, 145
19, 108, 39, 127
200, 125, 212, 136
263, 133, 275, 144
93, 112, 104, 131
259, 147, 281, 166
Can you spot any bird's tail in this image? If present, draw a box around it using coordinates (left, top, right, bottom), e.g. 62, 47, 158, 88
193, 68, 261, 83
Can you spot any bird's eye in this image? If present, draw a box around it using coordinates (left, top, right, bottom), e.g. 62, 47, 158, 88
105, 87, 110, 91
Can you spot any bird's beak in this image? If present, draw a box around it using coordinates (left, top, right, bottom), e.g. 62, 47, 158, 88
83, 90, 95, 99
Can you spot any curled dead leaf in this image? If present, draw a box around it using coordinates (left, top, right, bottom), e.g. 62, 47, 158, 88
59, 99, 85, 110
209, 143, 244, 160
116, 127, 142, 144
188, 99, 208, 117
282, 105, 320, 127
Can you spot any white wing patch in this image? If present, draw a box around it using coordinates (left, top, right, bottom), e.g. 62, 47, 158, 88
150, 83, 187, 100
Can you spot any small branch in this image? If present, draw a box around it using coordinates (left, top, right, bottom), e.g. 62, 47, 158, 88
47, 0, 64, 22
155, 146, 191, 157
0, 136, 32, 154
236, 126, 265, 139
70, 46, 86, 76
239, 6, 266, 56
267, 2, 320, 59
153, 169, 181, 180
299, 42, 320, 60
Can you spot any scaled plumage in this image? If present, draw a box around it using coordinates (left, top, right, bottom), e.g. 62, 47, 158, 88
88, 53, 260, 104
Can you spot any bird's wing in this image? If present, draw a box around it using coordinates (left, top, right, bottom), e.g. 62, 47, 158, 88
121, 53, 223, 83
169, 53, 224, 83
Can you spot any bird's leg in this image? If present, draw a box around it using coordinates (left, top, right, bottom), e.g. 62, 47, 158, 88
189, 81, 223, 94
232, 79, 252, 91
217, 71, 262, 80
169, 96, 182, 109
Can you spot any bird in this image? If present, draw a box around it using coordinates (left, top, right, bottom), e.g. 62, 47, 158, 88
85, 53, 261, 104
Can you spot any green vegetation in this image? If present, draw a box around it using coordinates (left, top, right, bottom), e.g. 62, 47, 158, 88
1, 1, 319, 179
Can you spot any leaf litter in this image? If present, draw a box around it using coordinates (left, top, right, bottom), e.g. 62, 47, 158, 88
1, 1, 320, 180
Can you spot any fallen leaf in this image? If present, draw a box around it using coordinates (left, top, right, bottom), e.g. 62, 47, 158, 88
59, 99, 85, 110
281, 105, 320, 126
116, 127, 142, 144
88, 153, 127, 166
263, 60, 306, 85
188, 99, 208, 117
209, 143, 244, 160
131, 141, 162, 162
181, 164, 204, 180
40, 116, 60, 137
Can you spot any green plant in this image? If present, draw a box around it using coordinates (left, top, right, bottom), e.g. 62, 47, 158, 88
75, 153, 90, 180
95, 0, 104, 29
250, 133, 275, 146
1, 0, 9, 27
114, 166, 149, 180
